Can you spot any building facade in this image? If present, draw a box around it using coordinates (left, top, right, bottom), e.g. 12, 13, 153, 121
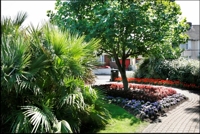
180, 25, 200, 60
97, 53, 141, 71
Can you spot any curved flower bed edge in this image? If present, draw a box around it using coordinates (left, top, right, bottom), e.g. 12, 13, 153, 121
114, 77, 200, 90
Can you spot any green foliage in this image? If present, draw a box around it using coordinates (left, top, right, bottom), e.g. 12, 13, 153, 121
80, 87, 111, 133
1, 12, 109, 133
53, 120, 73, 133
1, 11, 28, 38
135, 57, 200, 86
47, 0, 189, 90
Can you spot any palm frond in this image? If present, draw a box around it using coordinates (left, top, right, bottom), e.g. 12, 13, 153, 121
59, 92, 85, 110
1, 34, 31, 93
67, 35, 86, 59
27, 23, 43, 45
63, 77, 85, 91
42, 23, 67, 57
12, 11, 28, 26
1, 11, 28, 38
10, 111, 32, 133
53, 120, 72, 133
21, 105, 57, 133
1, 16, 12, 35
82, 85, 98, 104
19, 80, 42, 95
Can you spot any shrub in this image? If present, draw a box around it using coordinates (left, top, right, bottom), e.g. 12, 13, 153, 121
1, 13, 107, 133
135, 57, 200, 86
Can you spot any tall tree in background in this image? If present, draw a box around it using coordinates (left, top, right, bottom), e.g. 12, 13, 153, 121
47, 0, 189, 90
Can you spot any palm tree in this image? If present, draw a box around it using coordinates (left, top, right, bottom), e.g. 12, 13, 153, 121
1, 11, 28, 38
1, 12, 109, 133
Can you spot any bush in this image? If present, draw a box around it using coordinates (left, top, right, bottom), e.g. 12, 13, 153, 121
1, 13, 107, 133
135, 57, 200, 86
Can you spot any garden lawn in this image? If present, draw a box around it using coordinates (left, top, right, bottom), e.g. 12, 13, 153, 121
97, 102, 149, 133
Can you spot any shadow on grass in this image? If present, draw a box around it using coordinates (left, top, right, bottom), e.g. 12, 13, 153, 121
85, 100, 146, 133
103, 102, 142, 125
90, 102, 145, 133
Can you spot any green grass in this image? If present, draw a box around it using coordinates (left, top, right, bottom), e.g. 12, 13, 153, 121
96, 102, 149, 133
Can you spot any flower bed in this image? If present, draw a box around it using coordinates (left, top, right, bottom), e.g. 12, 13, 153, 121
105, 94, 188, 123
109, 83, 177, 102
114, 77, 200, 90
93, 84, 188, 123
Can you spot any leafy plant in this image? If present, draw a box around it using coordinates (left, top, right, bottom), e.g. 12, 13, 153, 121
135, 57, 200, 87
1, 12, 109, 133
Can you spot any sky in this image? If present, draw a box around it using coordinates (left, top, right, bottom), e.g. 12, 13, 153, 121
1, 1, 56, 27
1, 0, 200, 27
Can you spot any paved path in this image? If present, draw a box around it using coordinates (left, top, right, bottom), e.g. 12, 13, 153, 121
94, 75, 200, 133
142, 88, 200, 133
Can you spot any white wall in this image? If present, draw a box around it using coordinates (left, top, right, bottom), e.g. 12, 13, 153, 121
93, 68, 111, 75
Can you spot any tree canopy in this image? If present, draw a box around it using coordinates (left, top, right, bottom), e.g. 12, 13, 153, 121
47, 0, 189, 90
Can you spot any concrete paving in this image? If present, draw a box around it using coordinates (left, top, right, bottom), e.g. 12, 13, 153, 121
94, 75, 200, 133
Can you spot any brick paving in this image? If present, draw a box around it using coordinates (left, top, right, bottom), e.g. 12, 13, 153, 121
142, 88, 200, 133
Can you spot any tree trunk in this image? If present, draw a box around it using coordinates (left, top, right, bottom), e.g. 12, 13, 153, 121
114, 57, 129, 90
120, 69, 129, 90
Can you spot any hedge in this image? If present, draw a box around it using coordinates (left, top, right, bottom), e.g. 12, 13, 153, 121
135, 57, 200, 86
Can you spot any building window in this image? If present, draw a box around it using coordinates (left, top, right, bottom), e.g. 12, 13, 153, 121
185, 43, 188, 49
183, 56, 191, 59
186, 41, 191, 49
136, 58, 141, 63
181, 41, 192, 50
180, 44, 185, 49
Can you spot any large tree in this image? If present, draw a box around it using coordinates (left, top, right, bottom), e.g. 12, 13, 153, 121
47, 0, 189, 90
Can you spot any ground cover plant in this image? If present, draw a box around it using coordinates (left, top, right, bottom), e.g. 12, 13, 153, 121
93, 84, 188, 123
